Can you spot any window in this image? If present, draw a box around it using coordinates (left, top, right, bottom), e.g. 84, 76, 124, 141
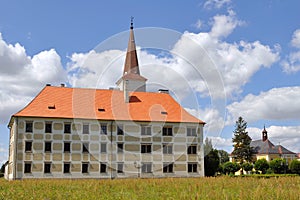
117, 163, 124, 174
100, 143, 107, 153
64, 163, 70, 173
25, 121, 33, 133
141, 144, 151, 153
83, 124, 89, 134
82, 143, 89, 153
44, 162, 51, 173
141, 125, 151, 136
64, 123, 71, 134
141, 162, 152, 173
187, 127, 197, 136
163, 163, 174, 173
187, 145, 197, 154
24, 162, 31, 173
117, 125, 124, 135
117, 143, 123, 153
45, 122, 52, 133
45, 142, 52, 152
25, 141, 32, 152
163, 143, 173, 154
100, 124, 107, 135
100, 163, 107, 173
64, 142, 71, 153
82, 163, 89, 173
188, 163, 197, 173
163, 126, 172, 136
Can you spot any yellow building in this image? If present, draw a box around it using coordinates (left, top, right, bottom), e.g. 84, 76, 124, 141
5, 21, 205, 180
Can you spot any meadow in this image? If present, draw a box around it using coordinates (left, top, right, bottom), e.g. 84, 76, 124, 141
1, 176, 300, 200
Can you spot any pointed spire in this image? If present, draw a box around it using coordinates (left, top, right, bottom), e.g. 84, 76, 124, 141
123, 17, 140, 75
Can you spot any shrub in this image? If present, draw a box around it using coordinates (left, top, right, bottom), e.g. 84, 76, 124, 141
254, 159, 269, 174
269, 158, 287, 174
242, 162, 253, 173
289, 159, 300, 175
222, 162, 240, 175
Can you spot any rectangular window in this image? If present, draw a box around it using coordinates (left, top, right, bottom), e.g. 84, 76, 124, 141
117, 143, 123, 153
187, 145, 197, 154
100, 124, 107, 135
117, 163, 124, 174
141, 144, 151, 153
188, 163, 197, 173
163, 126, 173, 136
64, 163, 70, 173
44, 162, 51, 173
141, 162, 152, 173
163, 143, 173, 154
45, 142, 52, 152
25, 121, 33, 133
100, 163, 107, 173
45, 122, 52, 133
187, 127, 197, 136
24, 162, 31, 173
100, 143, 107, 153
82, 143, 89, 153
117, 125, 124, 135
141, 125, 151, 136
64, 123, 71, 134
163, 163, 174, 173
64, 142, 71, 153
82, 163, 89, 173
25, 141, 32, 152
83, 124, 89, 134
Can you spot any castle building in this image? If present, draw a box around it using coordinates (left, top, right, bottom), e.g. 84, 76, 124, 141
5, 21, 205, 180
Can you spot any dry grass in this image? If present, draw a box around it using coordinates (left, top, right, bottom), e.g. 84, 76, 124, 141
1, 176, 300, 200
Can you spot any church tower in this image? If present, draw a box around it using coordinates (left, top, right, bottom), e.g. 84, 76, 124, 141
262, 125, 268, 141
116, 18, 147, 102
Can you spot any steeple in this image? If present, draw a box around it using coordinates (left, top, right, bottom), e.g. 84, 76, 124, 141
262, 125, 268, 141
123, 17, 140, 75
116, 18, 147, 102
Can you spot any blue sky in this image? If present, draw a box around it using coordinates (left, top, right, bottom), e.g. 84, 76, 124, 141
1, 0, 300, 164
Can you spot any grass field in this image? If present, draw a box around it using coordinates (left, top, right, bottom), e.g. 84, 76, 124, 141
1, 176, 300, 200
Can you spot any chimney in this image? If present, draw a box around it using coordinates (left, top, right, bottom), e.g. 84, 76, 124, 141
158, 89, 169, 94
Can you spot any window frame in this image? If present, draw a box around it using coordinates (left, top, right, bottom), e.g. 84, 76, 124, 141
117, 162, 124, 174
100, 163, 107, 173
162, 126, 173, 136
141, 162, 152, 173
117, 125, 124, 135
82, 124, 89, 134
187, 145, 197, 155
44, 141, 52, 153
25, 121, 33, 133
162, 143, 173, 154
64, 142, 71, 153
82, 162, 89, 174
44, 162, 51, 174
45, 121, 52, 133
141, 143, 152, 154
187, 127, 197, 137
25, 141, 32, 152
64, 123, 71, 134
141, 125, 151, 136
24, 162, 32, 173
82, 143, 89, 153
163, 163, 174, 173
63, 162, 71, 173
100, 123, 107, 135
188, 163, 198, 173
117, 143, 123, 153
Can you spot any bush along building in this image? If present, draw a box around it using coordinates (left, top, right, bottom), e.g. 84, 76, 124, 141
5, 21, 205, 180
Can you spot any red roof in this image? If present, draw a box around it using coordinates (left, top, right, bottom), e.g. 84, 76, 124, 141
13, 86, 205, 124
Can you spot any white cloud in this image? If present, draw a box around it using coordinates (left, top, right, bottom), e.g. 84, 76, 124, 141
291, 29, 300, 48
208, 136, 233, 152
193, 19, 203, 30
227, 87, 300, 123
281, 29, 300, 73
204, 0, 232, 9
0, 33, 67, 124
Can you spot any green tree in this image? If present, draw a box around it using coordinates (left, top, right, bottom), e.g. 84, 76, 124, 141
289, 159, 300, 175
254, 159, 269, 174
269, 158, 287, 174
204, 137, 213, 156
204, 149, 220, 176
222, 162, 240, 175
218, 150, 229, 164
242, 162, 253, 174
232, 117, 253, 163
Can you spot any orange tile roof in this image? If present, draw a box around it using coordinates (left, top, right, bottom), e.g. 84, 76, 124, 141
13, 86, 205, 124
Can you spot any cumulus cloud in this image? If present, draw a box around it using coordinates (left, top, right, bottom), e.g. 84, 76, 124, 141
227, 87, 300, 123
0, 33, 67, 124
281, 29, 300, 73
203, 0, 232, 9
